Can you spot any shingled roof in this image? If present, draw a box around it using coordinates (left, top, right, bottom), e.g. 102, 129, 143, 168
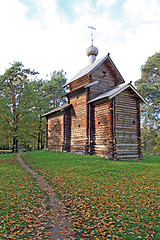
64, 54, 125, 87
88, 83, 146, 104
42, 103, 71, 117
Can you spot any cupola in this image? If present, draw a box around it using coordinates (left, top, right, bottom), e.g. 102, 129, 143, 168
86, 45, 98, 64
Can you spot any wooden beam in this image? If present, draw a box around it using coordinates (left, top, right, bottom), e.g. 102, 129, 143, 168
85, 88, 89, 154
136, 99, 142, 158
112, 98, 117, 159
46, 117, 48, 149
62, 112, 66, 151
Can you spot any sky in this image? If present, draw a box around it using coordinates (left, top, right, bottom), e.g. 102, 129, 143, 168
0, 0, 160, 84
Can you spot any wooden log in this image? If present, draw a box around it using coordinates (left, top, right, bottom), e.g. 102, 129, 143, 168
46, 117, 48, 148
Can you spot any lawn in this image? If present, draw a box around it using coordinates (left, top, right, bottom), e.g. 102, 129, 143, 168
0, 153, 51, 239
23, 151, 160, 240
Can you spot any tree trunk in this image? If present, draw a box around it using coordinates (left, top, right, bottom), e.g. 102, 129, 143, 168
38, 115, 42, 150
38, 131, 40, 150
10, 79, 19, 153
40, 130, 43, 149
12, 133, 19, 152
15, 115, 19, 153
16, 139, 18, 153
12, 137, 16, 153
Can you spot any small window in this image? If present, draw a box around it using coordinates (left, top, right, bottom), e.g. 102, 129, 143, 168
77, 96, 79, 99
98, 121, 100, 125
102, 71, 107, 77
79, 124, 81, 127
132, 120, 136, 124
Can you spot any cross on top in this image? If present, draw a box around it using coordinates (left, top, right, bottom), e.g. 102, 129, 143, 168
88, 26, 96, 46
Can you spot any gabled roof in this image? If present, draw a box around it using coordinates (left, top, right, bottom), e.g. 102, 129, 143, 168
88, 83, 146, 104
42, 103, 71, 117
64, 54, 125, 87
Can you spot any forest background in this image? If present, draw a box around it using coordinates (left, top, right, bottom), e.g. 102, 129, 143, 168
0, 52, 159, 154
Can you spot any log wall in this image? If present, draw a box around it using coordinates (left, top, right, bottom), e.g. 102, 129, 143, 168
90, 61, 122, 100
63, 109, 71, 152
92, 100, 113, 158
69, 75, 90, 92
47, 112, 64, 151
114, 89, 140, 159
69, 89, 87, 153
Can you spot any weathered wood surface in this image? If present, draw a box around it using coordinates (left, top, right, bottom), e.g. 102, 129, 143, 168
69, 75, 90, 92
69, 89, 87, 153
90, 61, 123, 100
114, 89, 141, 158
63, 109, 71, 152
47, 112, 64, 151
92, 100, 113, 158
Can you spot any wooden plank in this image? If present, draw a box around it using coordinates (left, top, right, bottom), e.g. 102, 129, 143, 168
114, 89, 141, 159
117, 143, 137, 147
90, 62, 117, 100
69, 75, 90, 91
69, 89, 87, 153
117, 155, 139, 159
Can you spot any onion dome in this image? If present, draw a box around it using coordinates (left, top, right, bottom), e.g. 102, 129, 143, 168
86, 45, 98, 64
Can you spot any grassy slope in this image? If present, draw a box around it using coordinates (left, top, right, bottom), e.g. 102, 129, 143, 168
23, 151, 160, 240
0, 153, 50, 239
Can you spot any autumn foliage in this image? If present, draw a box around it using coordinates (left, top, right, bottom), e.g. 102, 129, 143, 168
0, 154, 51, 239
23, 151, 160, 240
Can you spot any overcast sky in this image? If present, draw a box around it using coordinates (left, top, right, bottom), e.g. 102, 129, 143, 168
0, 0, 160, 84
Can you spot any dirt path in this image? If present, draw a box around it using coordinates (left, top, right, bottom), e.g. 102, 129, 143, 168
17, 153, 75, 240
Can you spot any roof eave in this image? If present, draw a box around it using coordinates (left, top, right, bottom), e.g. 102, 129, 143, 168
42, 104, 72, 117
64, 54, 125, 87
86, 55, 109, 76
108, 55, 125, 83
128, 84, 147, 103
88, 84, 146, 104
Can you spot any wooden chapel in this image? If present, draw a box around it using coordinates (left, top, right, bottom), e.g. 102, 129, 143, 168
43, 42, 145, 160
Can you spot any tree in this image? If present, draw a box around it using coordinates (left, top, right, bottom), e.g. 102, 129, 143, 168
29, 79, 48, 150
0, 96, 12, 149
42, 70, 68, 109
0, 62, 38, 152
0, 63, 68, 152
27, 71, 68, 151
135, 52, 160, 154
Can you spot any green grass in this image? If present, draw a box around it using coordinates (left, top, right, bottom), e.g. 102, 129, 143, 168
0, 153, 50, 239
23, 151, 160, 240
